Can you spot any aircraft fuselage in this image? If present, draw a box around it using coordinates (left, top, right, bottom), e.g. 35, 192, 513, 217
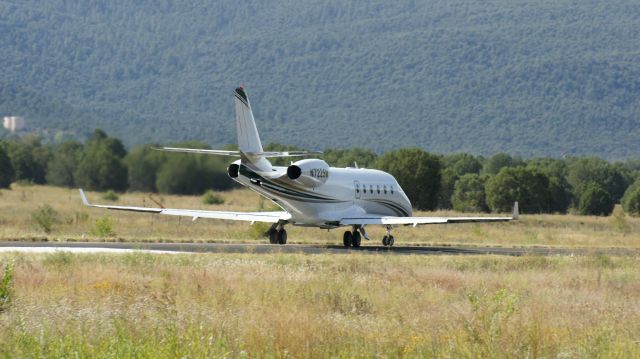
232, 161, 412, 228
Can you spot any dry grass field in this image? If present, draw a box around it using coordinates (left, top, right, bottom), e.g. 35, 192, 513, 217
1, 184, 639, 248
1, 252, 639, 357
1, 185, 640, 357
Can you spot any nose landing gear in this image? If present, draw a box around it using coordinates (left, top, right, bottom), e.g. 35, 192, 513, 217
382, 225, 395, 247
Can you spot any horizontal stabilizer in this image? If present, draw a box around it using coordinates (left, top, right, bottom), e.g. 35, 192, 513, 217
258, 151, 323, 158
158, 147, 242, 156
157, 147, 322, 158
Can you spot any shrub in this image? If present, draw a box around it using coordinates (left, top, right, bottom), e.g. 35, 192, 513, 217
462, 288, 520, 355
102, 190, 119, 201
202, 190, 224, 205
91, 216, 116, 237
31, 205, 60, 233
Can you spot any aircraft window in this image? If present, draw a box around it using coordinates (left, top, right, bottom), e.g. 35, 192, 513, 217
363, 185, 366, 194
391, 185, 394, 194
356, 184, 360, 193
384, 185, 387, 194
370, 185, 374, 194
377, 185, 380, 194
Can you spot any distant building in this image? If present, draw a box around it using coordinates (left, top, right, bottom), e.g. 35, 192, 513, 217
3, 116, 25, 132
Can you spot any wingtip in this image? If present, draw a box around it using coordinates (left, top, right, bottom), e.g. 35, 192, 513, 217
79, 189, 89, 206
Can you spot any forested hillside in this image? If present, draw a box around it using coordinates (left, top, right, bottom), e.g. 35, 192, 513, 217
1, 0, 639, 158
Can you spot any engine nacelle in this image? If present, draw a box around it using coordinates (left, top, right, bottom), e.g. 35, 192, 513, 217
227, 163, 239, 178
287, 159, 329, 187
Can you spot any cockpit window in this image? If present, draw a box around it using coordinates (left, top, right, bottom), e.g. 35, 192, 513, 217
390, 185, 394, 194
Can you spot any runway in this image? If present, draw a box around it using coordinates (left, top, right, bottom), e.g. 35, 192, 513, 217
0, 241, 638, 256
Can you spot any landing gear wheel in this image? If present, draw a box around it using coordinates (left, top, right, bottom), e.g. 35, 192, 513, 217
269, 229, 278, 244
343, 231, 353, 247
352, 231, 362, 248
382, 235, 394, 247
277, 229, 287, 245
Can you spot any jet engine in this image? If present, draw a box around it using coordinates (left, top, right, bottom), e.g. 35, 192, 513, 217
286, 159, 330, 187
227, 163, 239, 178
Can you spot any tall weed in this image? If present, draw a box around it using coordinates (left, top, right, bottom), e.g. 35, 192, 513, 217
0, 260, 14, 312
91, 216, 116, 237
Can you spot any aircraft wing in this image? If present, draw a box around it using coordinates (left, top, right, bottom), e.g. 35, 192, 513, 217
340, 203, 518, 227
257, 151, 324, 158
79, 189, 290, 223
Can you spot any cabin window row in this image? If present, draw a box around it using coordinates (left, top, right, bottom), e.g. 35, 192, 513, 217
356, 184, 394, 195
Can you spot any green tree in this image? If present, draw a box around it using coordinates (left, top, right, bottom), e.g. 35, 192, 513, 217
45, 141, 83, 187
322, 148, 378, 168
439, 153, 483, 209
567, 157, 630, 202
438, 168, 459, 210
527, 158, 572, 213
483, 153, 524, 175
156, 155, 203, 194
0, 144, 14, 188
375, 148, 441, 210
577, 182, 614, 216
485, 167, 551, 213
452, 173, 489, 212
74, 130, 128, 191
621, 179, 640, 216
526, 158, 569, 179
155, 141, 233, 194
443, 153, 483, 175
124, 145, 165, 192
546, 176, 572, 214
4, 136, 50, 184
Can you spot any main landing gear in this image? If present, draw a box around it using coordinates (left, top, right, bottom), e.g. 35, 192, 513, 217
268, 223, 287, 245
343, 226, 366, 248
382, 225, 395, 247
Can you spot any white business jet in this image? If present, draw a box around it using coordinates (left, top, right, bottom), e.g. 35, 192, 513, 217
80, 87, 518, 247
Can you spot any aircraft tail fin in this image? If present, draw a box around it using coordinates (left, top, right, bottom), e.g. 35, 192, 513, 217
234, 86, 273, 171
234, 87, 264, 154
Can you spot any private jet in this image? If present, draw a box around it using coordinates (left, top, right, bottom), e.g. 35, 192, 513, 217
80, 87, 518, 247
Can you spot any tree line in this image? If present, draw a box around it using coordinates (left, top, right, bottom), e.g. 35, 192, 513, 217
1, 129, 640, 216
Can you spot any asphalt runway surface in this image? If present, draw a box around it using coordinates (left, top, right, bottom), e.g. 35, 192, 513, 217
0, 241, 638, 256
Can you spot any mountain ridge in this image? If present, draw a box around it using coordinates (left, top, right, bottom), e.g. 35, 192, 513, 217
1, 0, 639, 159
